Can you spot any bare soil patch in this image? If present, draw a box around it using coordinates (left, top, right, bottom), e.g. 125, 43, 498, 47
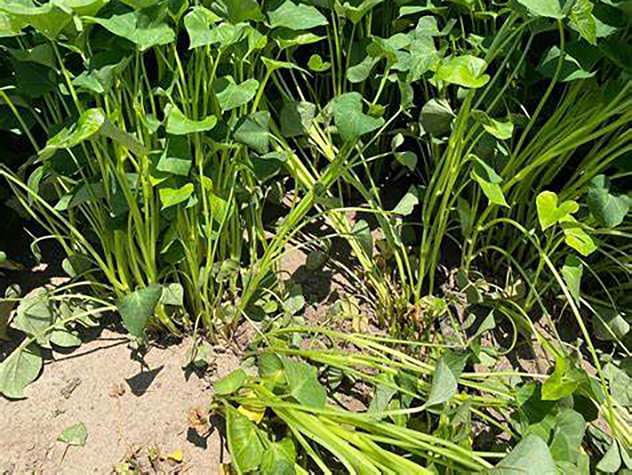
0, 330, 239, 474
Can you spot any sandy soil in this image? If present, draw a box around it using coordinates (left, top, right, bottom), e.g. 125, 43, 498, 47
0, 330, 240, 474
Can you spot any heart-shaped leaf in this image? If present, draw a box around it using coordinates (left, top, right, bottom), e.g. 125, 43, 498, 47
586, 175, 630, 228
268, 1, 328, 31
471, 157, 509, 207
435, 55, 490, 89
214, 369, 247, 395
226, 407, 265, 473
281, 356, 327, 409
164, 104, 217, 135
333, 92, 384, 142
490, 434, 557, 474
118, 285, 163, 337
536, 191, 579, 230
0, 344, 42, 399
214, 77, 259, 112
58, 422, 88, 447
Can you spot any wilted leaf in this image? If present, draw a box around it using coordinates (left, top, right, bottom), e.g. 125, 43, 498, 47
560, 217, 597, 256
570, 0, 597, 45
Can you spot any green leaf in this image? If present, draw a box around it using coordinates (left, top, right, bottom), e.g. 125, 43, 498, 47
184, 6, 222, 48
58, 422, 88, 447
426, 356, 458, 407
284, 284, 305, 316
536, 191, 579, 231
214, 369, 247, 395
594, 306, 630, 341
392, 186, 422, 216
560, 217, 597, 256
281, 101, 316, 137
435, 55, 490, 89
549, 409, 586, 464
347, 56, 379, 83
395, 151, 417, 171
471, 157, 509, 207
234, 112, 270, 154
538, 46, 595, 82
333, 92, 384, 142
41, 108, 105, 160
159, 183, 195, 209
12, 288, 52, 347
368, 373, 398, 414
542, 354, 580, 400
561, 255, 582, 302
157, 136, 192, 177
597, 442, 622, 473
268, 1, 328, 30
261, 438, 296, 475
258, 352, 285, 387
50, 328, 82, 348
0, 1, 71, 39
160, 283, 184, 307
586, 175, 630, 228
164, 104, 217, 135
87, 7, 175, 51
472, 111, 514, 140
490, 434, 557, 474
340, 0, 384, 24
220, 0, 264, 23
514, 0, 565, 19
307, 54, 330, 72
352, 219, 373, 258
215, 77, 259, 112
117, 285, 163, 337
0, 344, 42, 399
281, 356, 327, 409
420, 99, 454, 136
226, 407, 265, 473
570, 0, 597, 45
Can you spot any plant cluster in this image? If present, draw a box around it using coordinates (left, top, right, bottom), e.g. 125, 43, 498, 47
0, 0, 631, 472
